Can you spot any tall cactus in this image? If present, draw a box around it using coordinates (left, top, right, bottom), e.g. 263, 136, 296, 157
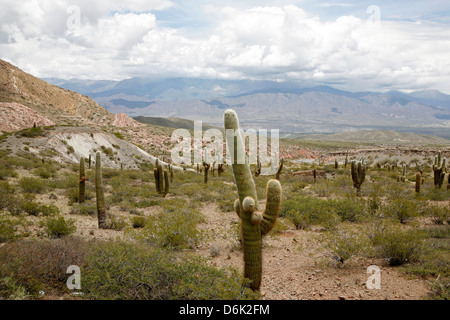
79, 157, 86, 203
415, 172, 421, 193
203, 161, 210, 184
401, 164, 407, 182
225, 109, 282, 291
95, 152, 107, 229
154, 159, 170, 197
351, 160, 366, 196
433, 151, 446, 189
276, 157, 284, 180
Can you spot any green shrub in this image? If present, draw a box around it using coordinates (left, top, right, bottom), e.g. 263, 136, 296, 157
18, 177, 47, 194
42, 216, 76, 238
324, 227, 366, 265
131, 200, 205, 249
0, 216, 24, 243
39, 203, 60, 216
130, 216, 146, 228
0, 237, 87, 297
382, 198, 419, 224
280, 195, 340, 230
69, 202, 97, 216
368, 223, 425, 266
81, 241, 258, 300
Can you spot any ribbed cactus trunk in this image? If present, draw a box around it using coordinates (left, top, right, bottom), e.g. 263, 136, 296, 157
225, 109, 282, 291
415, 172, 421, 193
203, 162, 210, 184
351, 160, 366, 196
433, 151, 446, 189
154, 159, 170, 197
276, 157, 284, 180
401, 164, 407, 182
79, 157, 86, 203
95, 152, 107, 229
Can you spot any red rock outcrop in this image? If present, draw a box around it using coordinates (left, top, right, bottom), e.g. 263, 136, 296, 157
0, 102, 55, 132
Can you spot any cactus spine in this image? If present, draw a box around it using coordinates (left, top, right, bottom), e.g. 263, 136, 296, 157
79, 157, 86, 203
351, 160, 366, 196
225, 109, 282, 291
95, 152, 107, 229
415, 172, 421, 193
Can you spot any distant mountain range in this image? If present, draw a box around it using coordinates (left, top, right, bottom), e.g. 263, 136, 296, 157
45, 77, 450, 139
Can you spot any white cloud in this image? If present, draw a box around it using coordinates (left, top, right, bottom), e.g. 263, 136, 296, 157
1, 1, 449, 93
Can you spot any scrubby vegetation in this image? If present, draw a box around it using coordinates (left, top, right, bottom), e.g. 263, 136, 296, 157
0, 142, 448, 300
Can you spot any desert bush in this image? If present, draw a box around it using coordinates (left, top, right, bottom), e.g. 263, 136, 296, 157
0, 216, 26, 243
381, 198, 420, 224
69, 202, 97, 216
42, 216, 76, 239
427, 204, 450, 225
130, 216, 146, 228
18, 177, 47, 194
0, 237, 87, 297
106, 215, 128, 231
280, 195, 340, 230
324, 226, 367, 265
130, 200, 205, 249
368, 222, 425, 266
33, 164, 57, 179
81, 241, 258, 300
330, 198, 365, 222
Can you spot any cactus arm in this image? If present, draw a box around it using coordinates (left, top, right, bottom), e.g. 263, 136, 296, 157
260, 179, 282, 236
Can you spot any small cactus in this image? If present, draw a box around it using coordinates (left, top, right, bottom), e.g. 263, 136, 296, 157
154, 159, 170, 197
79, 157, 86, 203
351, 160, 366, 196
95, 152, 107, 229
276, 157, 284, 180
433, 151, 446, 189
344, 150, 349, 168
218, 163, 224, 177
225, 109, 282, 291
415, 172, 421, 193
401, 164, 407, 182
203, 161, 210, 184
335, 159, 338, 169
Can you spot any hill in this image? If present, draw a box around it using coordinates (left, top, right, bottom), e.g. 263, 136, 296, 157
134, 116, 219, 131
0, 59, 111, 126
291, 130, 450, 146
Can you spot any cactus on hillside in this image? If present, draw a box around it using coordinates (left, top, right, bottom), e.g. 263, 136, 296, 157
415, 172, 421, 193
335, 159, 338, 169
218, 163, 224, 177
433, 150, 447, 189
88, 154, 92, 169
203, 161, 210, 184
79, 157, 86, 203
255, 157, 261, 177
401, 164, 407, 182
344, 150, 349, 168
95, 152, 107, 229
225, 109, 282, 291
351, 160, 366, 196
154, 159, 170, 197
275, 157, 284, 180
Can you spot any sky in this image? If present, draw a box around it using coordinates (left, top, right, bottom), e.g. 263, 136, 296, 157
1, 0, 450, 94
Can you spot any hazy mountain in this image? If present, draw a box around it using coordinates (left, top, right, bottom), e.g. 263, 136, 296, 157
44, 76, 450, 138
